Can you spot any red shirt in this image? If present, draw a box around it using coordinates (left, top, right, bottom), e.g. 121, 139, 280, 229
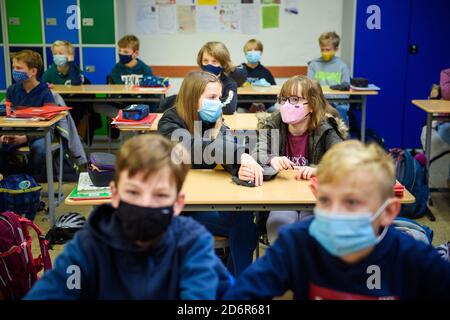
285, 132, 309, 166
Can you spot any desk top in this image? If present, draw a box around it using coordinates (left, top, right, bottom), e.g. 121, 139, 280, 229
65, 169, 415, 206
0, 112, 68, 128
116, 113, 259, 132
237, 85, 379, 96
412, 99, 450, 113
52, 84, 168, 95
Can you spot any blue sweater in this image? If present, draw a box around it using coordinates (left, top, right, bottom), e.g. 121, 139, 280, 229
225, 219, 450, 300
25, 205, 232, 300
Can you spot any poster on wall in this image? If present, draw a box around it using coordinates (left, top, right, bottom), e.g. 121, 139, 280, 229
241, 3, 260, 34
159, 4, 177, 34
262, 4, 279, 29
136, 0, 159, 35
283, 0, 299, 15
177, 5, 197, 33
218, 4, 240, 32
196, 5, 221, 32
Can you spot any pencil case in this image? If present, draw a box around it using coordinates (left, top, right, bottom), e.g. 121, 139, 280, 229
88, 152, 116, 187
140, 76, 169, 88
122, 104, 149, 121
351, 77, 369, 88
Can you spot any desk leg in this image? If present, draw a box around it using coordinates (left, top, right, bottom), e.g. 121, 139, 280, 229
425, 113, 432, 182
45, 129, 56, 226
361, 96, 367, 142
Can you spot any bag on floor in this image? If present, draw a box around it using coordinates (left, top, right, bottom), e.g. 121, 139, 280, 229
0, 211, 52, 299
389, 149, 430, 219
0, 174, 42, 221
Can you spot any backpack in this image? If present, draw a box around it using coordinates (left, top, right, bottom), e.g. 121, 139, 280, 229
393, 217, 433, 245
0, 211, 52, 299
0, 174, 42, 221
389, 148, 430, 219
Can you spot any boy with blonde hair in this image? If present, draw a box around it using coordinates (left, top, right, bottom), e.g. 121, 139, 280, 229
308, 31, 351, 124
226, 140, 450, 299
26, 134, 232, 299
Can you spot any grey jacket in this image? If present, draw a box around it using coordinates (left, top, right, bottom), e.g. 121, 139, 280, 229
251, 111, 348, 166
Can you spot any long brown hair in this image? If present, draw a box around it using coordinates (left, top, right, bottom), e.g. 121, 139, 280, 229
197, 41, 234, 75
279, 75, 337, 133
175, 71, 223, 137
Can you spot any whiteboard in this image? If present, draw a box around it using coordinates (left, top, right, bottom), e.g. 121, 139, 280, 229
116, 0, 346, 67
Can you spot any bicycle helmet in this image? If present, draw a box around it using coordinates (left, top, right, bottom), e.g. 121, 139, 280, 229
46, 212, 86, 245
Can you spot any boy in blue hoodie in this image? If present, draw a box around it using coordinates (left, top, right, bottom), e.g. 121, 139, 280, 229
308, 32, 350, 125
25, 134, 232, 300
225, 140, 450, 300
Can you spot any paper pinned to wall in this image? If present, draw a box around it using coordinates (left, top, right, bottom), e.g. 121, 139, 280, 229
197, 5, 221, 32
219, 0, 240, 3
155, 0, 175, 4
261, 0, 280, 4
240, 3, 260, 34
176, 0, 195, 4
218, 4, 240, 32
262, 5, 279, 29
159, 4, 177, 34
198, 0, 218, 5
283, 0, 299, 15
136, 0, 159, 35
177, 5, 197, 33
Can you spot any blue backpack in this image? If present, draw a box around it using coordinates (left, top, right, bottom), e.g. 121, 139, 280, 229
393, 217, 433, 245
389, 149, 430, 219
0, 174, 42, 221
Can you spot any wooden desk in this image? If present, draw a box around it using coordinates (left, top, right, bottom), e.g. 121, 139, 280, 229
52, 84, 168, 103
237, 85, 379, 142
412, 100, 450, 189
116, 113, 259, 132
65, 169, 415, 209
0, 112, 68, 225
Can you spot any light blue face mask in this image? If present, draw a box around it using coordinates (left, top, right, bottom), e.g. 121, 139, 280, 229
199, 98, 222, 123
246, 50, 262, 64
53, 54, 68, 67
308, 199, 391, 258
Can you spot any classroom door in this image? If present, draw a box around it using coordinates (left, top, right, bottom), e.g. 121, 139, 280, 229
402, 0, 450, 148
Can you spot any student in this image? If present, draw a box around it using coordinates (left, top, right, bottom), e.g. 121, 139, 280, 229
42, 40, 84, 86
158, 70, 260, 276
239, 75, 347, 244
307, 31, 351, 125
225, 140, 450, 300
0, 50, 55, 182
437, 68, 450, 187
42, 40, 101, 140
25, 134, 232, 300
197, 41, 238, 114
237, 39, 277, 113
94, 34, 155, 138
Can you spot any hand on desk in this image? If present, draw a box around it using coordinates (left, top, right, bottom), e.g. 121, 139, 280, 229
239, 153, 263, 187
0, 135, 28, 145
294, 166, 317, 180
269, 156, 295, 171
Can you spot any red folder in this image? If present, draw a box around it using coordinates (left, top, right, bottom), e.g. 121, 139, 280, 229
112, 110, 158, 125
11, 105, 72, 120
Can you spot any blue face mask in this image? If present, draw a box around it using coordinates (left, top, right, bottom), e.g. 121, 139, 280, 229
53, 54, 68, 67
246, 51, 262, 64
308, 199, 391, 257
119, 54, 133, 65
202, 64, 223, 76
199, 98, 222, 123
12, 70, 30, 83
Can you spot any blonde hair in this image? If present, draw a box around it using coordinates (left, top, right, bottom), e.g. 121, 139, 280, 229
52, 40, 75, 55
319, 31, 341, 49
11, 50, 43, 73
279, 75, 337, 133
317, 140, 396, 199
114, 134, 190, 192
118, 34, 140, 51
243, 39, 263, 53
175, 71, 223, 139
197, 41, 234, 75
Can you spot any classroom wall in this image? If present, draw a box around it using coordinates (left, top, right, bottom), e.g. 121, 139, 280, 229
117, 0, 349, 93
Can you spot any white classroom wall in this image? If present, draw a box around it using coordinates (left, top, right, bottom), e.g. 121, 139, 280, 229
116, 0, 355, 93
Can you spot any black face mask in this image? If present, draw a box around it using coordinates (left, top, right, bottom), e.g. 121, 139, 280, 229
116, 200, 174, 242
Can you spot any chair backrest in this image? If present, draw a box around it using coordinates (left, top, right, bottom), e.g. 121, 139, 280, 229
51, 91, 67, 107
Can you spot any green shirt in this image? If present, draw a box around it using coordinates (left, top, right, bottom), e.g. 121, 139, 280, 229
42, 62, 84, 85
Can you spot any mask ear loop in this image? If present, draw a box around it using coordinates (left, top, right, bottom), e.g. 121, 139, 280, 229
371, 199, 394, 243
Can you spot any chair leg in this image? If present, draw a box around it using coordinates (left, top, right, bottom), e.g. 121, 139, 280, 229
57, 137, 64, 204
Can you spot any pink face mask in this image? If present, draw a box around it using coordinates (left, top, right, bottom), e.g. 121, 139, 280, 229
280, 101, 309, 124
